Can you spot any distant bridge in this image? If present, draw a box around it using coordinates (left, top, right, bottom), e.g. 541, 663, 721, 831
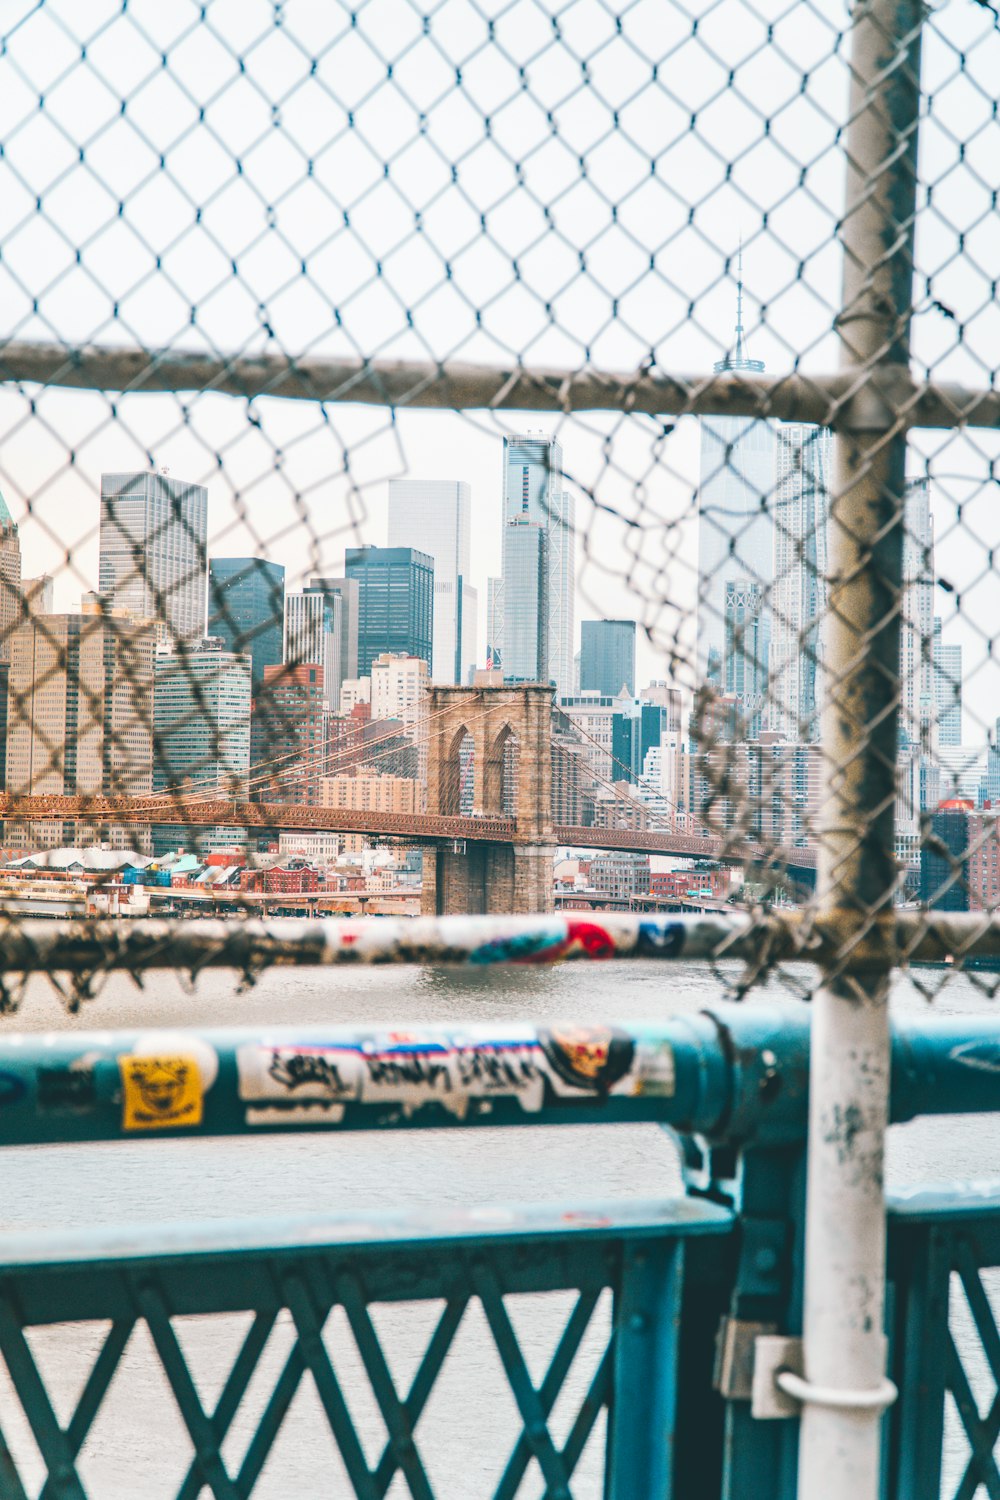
0, 794, 817, 873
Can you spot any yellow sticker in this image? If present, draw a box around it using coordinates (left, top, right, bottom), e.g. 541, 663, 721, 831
120, 1054, 204, 1131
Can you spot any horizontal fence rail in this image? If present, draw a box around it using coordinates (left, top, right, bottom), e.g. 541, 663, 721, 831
1, 911, 999, 988
5, 340, 1000, 430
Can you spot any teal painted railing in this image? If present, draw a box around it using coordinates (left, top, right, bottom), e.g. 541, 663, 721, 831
1, 998, 999, 1497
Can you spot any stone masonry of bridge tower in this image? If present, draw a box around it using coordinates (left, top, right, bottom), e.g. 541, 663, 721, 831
421, 683, 555, 916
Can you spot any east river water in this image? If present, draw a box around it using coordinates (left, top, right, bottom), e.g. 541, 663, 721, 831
0, 959, 995, 1496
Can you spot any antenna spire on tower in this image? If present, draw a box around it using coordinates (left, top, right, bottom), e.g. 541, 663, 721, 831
713, 237, 764, 374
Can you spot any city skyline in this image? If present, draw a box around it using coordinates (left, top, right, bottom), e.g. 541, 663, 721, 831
0, 357, 974, 840
1, 424, 980, 761
1, 454, 974, 741
0, 448, 983, 885
5, 458, 657, 705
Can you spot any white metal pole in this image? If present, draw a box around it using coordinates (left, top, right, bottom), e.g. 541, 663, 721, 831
798, 2, 923, 1495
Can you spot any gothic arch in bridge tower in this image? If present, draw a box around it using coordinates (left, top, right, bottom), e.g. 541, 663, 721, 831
423, 682, 555, 916
485, 722, 519, 819
441, 724, 475, 816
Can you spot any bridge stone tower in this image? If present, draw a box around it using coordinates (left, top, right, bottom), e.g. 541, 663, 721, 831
421, 683, 555, 916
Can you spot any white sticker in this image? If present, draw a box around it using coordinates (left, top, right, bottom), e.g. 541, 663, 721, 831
359, 1034, 546, 1117
237, 1045, 363, 1104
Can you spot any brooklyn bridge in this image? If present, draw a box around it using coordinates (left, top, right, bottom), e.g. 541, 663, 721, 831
0, 684, 817, 911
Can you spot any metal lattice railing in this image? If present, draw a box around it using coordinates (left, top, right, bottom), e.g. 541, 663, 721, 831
0, 1200, 706, 1500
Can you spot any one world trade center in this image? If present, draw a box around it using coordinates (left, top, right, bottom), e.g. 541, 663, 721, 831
696, 258, 776, 731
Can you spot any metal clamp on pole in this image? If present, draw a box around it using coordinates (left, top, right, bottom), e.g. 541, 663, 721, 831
751, 1335, 897, 1420
775, 1369, 898, 1413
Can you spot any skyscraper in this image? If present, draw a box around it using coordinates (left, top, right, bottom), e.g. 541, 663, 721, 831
153, 637, 252, 797
932, 616, 962, 748
387, 480, 477, 683
208, 558, 285, 687
724, 578, 767, 738
498, 433, 575, 693
984, 718, 1000, 807
307, 577, 359, 689
502, 522, 547, 683
901, 477, 935, 752
546, 483, 576, 697
0, 488, 22, 661
768, 422, 832, 740
99, 471, 208, 644
696, 260, 776, 692
580, 620, 637, 697
284, 588, 343, 709
486, 577, 504, 670
5, 600, 156, 848
345, 545, 434, 677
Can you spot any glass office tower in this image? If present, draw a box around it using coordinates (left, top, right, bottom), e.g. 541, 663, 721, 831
208, 557, 285, 687
99, 471, 208, 644
499, 433, 574, 693
580, 619, 637, 697
345, 545, 434, 677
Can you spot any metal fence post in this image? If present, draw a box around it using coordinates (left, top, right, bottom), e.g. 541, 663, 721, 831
799, 2, 923, 1496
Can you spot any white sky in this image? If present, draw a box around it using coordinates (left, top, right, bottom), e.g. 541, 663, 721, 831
0, 0, 998, 728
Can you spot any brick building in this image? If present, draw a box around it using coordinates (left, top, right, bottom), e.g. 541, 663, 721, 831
649, 866, 731, 901
320, 766, 421, 852
240, 865, 319, 894
5, 598, 156, 850
966, 809, 1000, 911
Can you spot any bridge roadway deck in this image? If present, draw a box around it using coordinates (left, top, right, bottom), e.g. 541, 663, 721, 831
0, 794, 817, 869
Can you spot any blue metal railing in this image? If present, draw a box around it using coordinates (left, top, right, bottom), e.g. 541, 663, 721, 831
3, 1003, 1000, 1146
1, 1001, 999, 1497
0, 1198, 733, 1500
888, 1185, 1000, 1500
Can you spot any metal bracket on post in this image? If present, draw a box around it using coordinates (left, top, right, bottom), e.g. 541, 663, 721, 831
752, 1335, 804, 1418
713, 1317, 778, 1401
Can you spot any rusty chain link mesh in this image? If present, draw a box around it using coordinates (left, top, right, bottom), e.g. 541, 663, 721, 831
0, 0, 997, 1006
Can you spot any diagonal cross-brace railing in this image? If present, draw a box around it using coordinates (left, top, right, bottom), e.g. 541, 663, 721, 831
0, 1198, 726, 1500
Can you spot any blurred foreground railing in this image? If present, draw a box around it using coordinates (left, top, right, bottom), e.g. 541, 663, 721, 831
2, 910, 1000, 1003
2, 994, 1000, 1498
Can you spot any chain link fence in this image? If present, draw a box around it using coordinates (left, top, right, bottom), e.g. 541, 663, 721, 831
0, 0, 996, 1006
